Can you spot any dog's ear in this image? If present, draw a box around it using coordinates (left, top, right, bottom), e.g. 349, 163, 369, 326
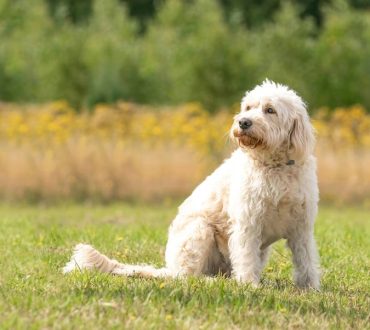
289, 111, 315, 160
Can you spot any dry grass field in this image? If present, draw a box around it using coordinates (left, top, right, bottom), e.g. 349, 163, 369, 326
0, 102, 369, 204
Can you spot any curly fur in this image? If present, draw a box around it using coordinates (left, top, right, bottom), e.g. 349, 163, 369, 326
64, 80, 320, 289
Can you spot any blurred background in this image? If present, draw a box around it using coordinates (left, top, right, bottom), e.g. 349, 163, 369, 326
0, 0, 369, 205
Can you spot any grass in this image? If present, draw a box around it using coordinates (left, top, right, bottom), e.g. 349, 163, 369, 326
2, 103, 370, 204
0, 202, 369, 329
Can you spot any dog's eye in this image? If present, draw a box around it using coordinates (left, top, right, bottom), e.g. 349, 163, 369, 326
245, 106, 251, 111
266, 107, 275, 114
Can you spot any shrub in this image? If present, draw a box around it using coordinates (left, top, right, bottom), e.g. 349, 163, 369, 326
251, 3, 317, 106
84, 0, 141, 106
312, 3, 370, 109
139, 0, 258, 110
0, 0, 51, 101
1, 0, 370, 111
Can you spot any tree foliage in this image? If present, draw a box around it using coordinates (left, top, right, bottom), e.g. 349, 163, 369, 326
0, 0, 370, 110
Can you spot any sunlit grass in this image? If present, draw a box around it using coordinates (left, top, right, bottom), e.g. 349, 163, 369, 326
0, 202, 369, 329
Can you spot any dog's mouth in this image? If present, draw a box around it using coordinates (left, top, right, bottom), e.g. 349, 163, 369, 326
232, 128, 264, 149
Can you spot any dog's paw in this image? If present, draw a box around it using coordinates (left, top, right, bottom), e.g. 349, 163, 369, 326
295, 274, 321, 291
235, 274, 261, 288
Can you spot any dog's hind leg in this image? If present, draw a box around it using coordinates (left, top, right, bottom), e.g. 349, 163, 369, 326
165, 217, 223, 277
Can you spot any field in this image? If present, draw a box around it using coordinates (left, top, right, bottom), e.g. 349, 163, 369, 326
1, 102, 370, 204
0, 202, 369, 329
2, 2, 370, 329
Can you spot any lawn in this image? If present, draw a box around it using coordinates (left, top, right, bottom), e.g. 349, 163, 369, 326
0, 202, 369, 329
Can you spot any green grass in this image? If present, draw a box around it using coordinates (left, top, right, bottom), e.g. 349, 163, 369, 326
0, 202, 369, 329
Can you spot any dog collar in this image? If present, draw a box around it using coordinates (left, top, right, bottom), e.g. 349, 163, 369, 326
260, 159, 296, 168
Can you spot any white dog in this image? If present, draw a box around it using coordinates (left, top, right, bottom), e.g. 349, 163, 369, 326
64, 80, 320, 289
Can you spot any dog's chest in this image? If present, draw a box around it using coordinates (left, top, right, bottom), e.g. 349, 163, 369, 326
263, 171, 306, 244
229, 164, 305, 237
233, 164, 302, 201
261, 196, 305, 247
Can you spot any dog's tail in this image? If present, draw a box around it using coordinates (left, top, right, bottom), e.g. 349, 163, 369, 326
63, 244, 173, 278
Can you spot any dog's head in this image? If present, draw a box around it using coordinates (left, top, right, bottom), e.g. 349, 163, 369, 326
230, 80, 315, 161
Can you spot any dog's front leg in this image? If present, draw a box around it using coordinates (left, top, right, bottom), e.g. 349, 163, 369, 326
287, 227, 320, 290
229, 221, 263, 287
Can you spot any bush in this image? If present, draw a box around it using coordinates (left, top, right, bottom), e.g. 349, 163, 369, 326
140, 0, 258, 110
312, 3, 370, 109
1, 0, 370, 111
250, 3, 317, 107
0, 0, 51, 101
84, 0, 141, 106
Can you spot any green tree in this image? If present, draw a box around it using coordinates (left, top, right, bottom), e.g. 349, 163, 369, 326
0, 0, 51, 101
37, 25, 89, 107
251, 3, 317, 106
84, 0, 140, 106
142, 0, 258, 109
46, 0, 92, 24
312, 3, 370, 108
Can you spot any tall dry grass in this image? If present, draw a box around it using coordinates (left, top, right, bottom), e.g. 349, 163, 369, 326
316, 147, 370, 204
0, 142, 209, 202
0, 102, 369, 204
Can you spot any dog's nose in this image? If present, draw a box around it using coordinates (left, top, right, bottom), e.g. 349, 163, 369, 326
239, 118, 253, 130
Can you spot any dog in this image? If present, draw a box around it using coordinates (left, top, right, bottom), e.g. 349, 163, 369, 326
64, 80, 320, 289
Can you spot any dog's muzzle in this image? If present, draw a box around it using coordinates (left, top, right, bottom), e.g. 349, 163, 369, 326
232, 119, 264, 148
